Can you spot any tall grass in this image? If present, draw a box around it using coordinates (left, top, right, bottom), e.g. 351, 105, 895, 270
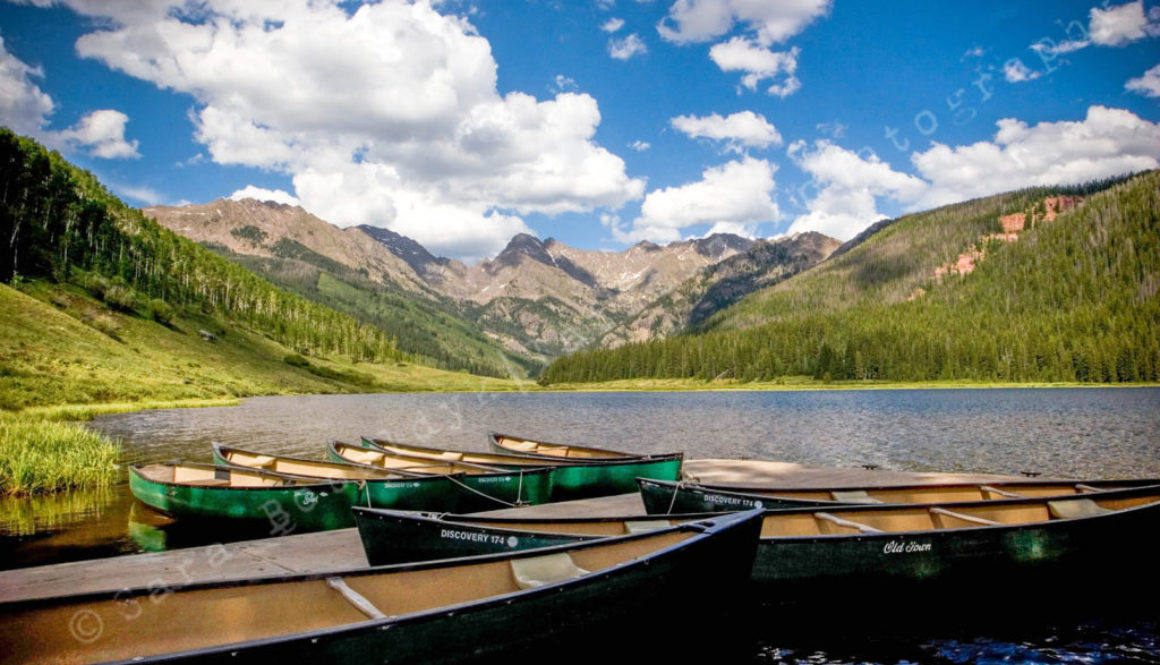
0, 414, 121, 495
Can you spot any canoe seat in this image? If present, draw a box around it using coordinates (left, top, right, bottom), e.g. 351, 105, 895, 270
830, 490, 883, 504
183, 478, 231, 486
624, 520, 670, 534
511, 553, 589, 590
248, 455, 276, 467
1048, 498, 1113, 520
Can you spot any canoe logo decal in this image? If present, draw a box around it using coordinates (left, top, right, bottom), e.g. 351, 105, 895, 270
440, 528, 516, 546
883, 540, 933, 554
701, 492, 762, 509
294, 490, 319, 508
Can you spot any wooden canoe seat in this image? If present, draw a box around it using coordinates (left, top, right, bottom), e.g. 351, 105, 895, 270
248, 455, 276, 468
505, 440, 539, 452
1048, 498, 1113, 520
183, 478, 230, 487
814, 512, 882, 534
510, 553, 589, 590
623, 520, 670, 534
830, 490, 883, 504
929, 507, 999, 526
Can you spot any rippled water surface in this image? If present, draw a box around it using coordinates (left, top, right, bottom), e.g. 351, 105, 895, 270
4, 388, 1159, 663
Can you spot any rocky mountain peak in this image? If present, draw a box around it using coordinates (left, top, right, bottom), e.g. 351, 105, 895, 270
356, 224, 445, 275
495, 233, 555, 269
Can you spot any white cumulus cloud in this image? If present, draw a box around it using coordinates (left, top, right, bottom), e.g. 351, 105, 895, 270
787, 141, 926, 240
1090, 0, 1160, 46
1, 36, 140, 160
58, 0, 644, 260
56, 109, 140, 158
601, 17, 625, 33
709, 39, 800, 97
1126, 63, 1160, 97
671, 110, 782, 150
657, 0, 831, 45
0, 35, 55, 135
609, 33, 648, 60
229, 185, 301, 207
910, 106, 1160, 210
613, 156, 779, 243
1027, 1, 1160, 54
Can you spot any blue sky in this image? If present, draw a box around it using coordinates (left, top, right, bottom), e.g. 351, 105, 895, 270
1, 0, 1158, 260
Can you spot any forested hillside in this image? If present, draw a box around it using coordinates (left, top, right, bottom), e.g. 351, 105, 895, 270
541, 172, 1158, 384
0, 129, 409, 366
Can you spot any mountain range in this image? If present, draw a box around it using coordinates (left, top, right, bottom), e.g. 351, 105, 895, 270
144, 199, 838, 372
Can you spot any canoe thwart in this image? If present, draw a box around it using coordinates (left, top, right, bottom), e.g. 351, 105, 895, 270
510, 553, 590, 590
814, 512, 883, 534
1048, 498, 1113, 520
326, 577, 388, 620
979, 485, 1024, 499
929, 507, 1000, 526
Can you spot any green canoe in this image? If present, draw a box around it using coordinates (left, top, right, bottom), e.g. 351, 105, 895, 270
366, 436, 683, 501
330, 441, 552, 511
1, 510, 764, 665
128, 462, 358, 533
354, 485, 1160, 610
637, 476, 1160, 514
212, 442, 474, 512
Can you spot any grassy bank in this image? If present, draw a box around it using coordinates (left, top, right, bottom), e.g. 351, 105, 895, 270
0, 413, 120, 495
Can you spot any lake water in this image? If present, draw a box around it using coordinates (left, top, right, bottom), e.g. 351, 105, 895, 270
4, 388, 1159, 663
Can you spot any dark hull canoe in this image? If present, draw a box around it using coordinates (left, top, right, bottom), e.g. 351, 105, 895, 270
637, 476, 1160, 514
354, 486, 1160, 611
128, 463, 359, 532
366, 437, 683, 501
212, 443, 471, 512
745, 484, 1160, 608
1, 510, 764, 665
488, 431, 682, 463
330, 441, 552, 511
354, 508, 723, 565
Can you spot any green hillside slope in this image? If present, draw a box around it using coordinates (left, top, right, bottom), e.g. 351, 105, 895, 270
541, 172, 1158, 384
0, 128, 519, 408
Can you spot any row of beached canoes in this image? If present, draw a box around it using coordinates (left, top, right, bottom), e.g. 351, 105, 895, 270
125, 434, 686, 530
5, 433, 1160, 664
